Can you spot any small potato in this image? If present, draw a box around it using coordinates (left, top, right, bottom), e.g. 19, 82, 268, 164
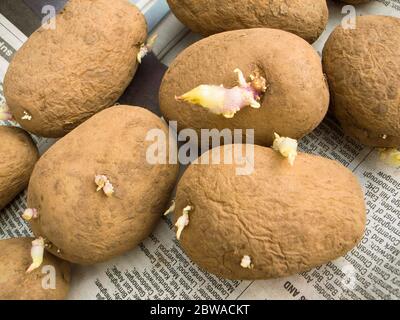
160, 29, 329, 147
0, 126, 39, 211
167, 0, 329, 43
174, 145, 366, 280
0, 238, 70, 300
4, 0, 147, 138
323, 15, 400, 147
28, 106, 179, 264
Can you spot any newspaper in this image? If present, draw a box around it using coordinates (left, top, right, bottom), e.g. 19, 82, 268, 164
1, 0, 400, 300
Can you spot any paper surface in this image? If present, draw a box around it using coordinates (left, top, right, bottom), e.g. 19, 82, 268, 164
1, 0, 400, 300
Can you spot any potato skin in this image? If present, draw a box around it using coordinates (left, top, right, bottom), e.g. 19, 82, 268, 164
28, 106, 179, 264
0, 238, 70, 300
167, 0, 328, 43
4, 0, 147, 138
323, 16, 400, 147
160, 29, 329, 146
0, 126, 39, 211
174, 145, 366, 280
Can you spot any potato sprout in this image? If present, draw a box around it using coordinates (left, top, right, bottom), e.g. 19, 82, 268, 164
379, 148, 400, 168
240, 255, 253, 269
21, 111, 32, 121
26, 237, 45, 273
175, 69, 267, 119
137, 34, 158, 63
0, 103, 12, 121
22, 208, 39, 221
95, 175, 114, 196
175, 205, 193, 240
273, 133, 298, 166
163, 200, 176, 216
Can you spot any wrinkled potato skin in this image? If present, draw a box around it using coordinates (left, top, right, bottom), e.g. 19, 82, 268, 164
160, 29, 329, 147
4, 0, 147, 138
0, 126, 39, 211
323, 16, 400, 147
0, 238, 70, 300
175, 145, 366, 280
167, 0, 328, 43
28, 106, 179, 264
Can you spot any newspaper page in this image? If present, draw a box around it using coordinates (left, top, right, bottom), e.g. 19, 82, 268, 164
1, 0, 400, 300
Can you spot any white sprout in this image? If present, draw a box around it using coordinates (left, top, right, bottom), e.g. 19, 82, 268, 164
175, 205, 193, 240
103, 181, 114, 197
95, 175, 114, 196
22, 208, 39, 221
21, 111, 32, 121
26, 237, 45, 273
163, 200, 176, 216
272, 133, 298, 166
240, 255, 253, 269
137, 34, 158, 63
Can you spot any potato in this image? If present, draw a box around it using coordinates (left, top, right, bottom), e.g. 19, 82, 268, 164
4, 0, 147, 138
0, 238, 70, 300
160, 28, 329, 147
27, 106, 179, 264
167, 0, 328, 43
0, 126, 39, 211
174, 145, 366, 280
323, 16, 400, 147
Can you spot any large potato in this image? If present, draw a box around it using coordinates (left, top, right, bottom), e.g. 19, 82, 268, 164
323, 16, 400, 147
0, 238, 70, 300
174, 145, 366, 280
28, 106, 179, 264
160, 29, 329, 147
4, 0, 147, 138
167, 0, 328, 43
0, 126, 39, 211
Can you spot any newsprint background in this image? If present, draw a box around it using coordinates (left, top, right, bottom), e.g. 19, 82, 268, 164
0, 0, 400, 300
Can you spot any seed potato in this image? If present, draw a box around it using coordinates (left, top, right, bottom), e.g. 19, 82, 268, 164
160, 28, 329, 147
323, 15, 400, 147
4, 0, 147, 138
167, 0, 329, 43
0, 238, 70, 300
27, 106, 179, 264
174, 145, 366, 280
0, 126, 39, 211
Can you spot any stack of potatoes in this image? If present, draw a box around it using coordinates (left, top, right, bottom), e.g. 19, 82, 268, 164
0, 0, 398, 299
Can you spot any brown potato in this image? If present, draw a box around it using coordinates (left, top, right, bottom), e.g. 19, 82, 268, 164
160, 28, 329, 147
4, 0, 147, 138
28, 106, 179, 264
323, 16, 400, 147
0, 126, 39, 211
167, 0, 329, 43
174, 145, 366, 280
0, 237, 70, 300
